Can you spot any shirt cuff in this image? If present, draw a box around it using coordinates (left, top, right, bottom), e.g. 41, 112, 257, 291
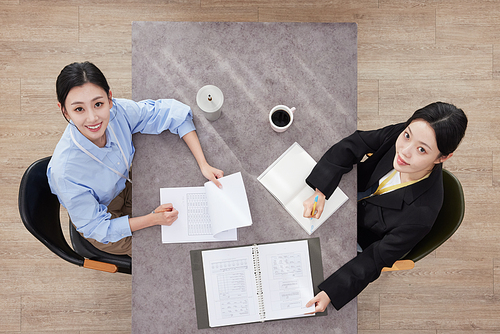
178, 118, 196, 138
107, 215, 132, 242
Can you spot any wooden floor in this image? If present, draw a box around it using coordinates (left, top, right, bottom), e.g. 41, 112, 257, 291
1, 0, 499, 333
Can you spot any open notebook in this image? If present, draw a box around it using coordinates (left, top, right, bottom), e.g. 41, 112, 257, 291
160, 172, 252, 243
190, 238, 325, 328
258, 142, 348, 235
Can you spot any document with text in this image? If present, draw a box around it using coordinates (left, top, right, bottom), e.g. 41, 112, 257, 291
160, 172, 253, 243
190, 239, 324, 328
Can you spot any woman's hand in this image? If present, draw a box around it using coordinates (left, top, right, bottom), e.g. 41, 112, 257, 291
303, 189, 326, 219
305, 291, 330, 314
200, 162, 224, 189
129, 203, 178, 232
152, 203, 178, 226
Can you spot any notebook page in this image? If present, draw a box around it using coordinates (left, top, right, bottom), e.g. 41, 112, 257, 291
201, 246, 261, 327
258, 143, 316, 206
257, 240, 315, 320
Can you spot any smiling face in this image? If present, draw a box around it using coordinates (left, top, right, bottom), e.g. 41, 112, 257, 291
60, 82, 113, 148
394, 119, 452, 182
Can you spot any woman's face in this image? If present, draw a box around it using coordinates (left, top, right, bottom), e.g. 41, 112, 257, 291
60, 82, 112, 148
394, 119, 451, 181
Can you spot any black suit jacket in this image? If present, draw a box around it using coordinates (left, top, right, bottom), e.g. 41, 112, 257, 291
306, 123, 444, 310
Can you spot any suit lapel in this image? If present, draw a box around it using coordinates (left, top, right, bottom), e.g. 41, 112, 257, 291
365, 146, 395, 189
365, 187, 405, 209
364, 163, 442, 209
402, 163, 442, 205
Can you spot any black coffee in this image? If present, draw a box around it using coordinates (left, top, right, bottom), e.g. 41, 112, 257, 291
271, 110, 291, 127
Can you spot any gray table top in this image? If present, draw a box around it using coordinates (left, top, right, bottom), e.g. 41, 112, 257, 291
131, 22, 358, 334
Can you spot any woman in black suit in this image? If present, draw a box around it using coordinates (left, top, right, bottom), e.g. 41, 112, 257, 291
303, 102, 468, 311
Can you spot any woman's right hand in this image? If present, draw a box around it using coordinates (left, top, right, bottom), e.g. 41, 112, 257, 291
152, 203, 178, 226
305, 291, 330, 313
129, 203, 179, 232
303, 189, 326, 219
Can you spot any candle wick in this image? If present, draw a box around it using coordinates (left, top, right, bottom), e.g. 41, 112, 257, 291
208, 95, 212, 102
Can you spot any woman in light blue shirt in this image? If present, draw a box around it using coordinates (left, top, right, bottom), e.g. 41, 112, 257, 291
47, 62, 223, 256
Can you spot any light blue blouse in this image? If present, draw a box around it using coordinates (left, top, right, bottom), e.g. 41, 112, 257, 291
47, 98, 195, 243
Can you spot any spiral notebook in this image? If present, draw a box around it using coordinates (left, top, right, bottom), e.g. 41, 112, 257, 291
190, 238, 325, 328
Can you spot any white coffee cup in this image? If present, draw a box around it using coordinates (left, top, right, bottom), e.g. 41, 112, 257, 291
269, 105, 296, 132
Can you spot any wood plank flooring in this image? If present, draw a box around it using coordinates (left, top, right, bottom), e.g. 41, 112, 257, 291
1, 1, 499, 333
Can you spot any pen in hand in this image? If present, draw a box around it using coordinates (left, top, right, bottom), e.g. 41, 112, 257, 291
152, 203, 178, 226
152, 208, 173, 214
152, 203, 174, 214
310, 195, 318, 220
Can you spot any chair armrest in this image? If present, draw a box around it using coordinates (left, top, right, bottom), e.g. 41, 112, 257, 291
381, 259, 415, 272
83, 259, 118, 273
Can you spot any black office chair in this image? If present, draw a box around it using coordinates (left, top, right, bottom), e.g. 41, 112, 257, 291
383, 168, 465, 272
18, 156, 131, 274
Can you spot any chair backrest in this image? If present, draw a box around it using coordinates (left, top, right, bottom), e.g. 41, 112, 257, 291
18, 157, 85, 267
403, 169, 465, 262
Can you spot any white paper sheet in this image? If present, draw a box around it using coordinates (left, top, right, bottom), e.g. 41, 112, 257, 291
258, 240, 315, 321
160, 172, 252, 243
202, 246, 259, 327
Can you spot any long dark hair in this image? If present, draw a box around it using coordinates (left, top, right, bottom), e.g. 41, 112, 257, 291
56, 62, 110, 115
405, 102, 468, 156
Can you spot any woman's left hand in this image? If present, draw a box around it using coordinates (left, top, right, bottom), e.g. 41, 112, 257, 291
200, 163, 224, 189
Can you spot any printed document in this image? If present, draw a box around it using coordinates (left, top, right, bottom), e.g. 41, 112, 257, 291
160, 172, 252, 243
201, 240, 315, 327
